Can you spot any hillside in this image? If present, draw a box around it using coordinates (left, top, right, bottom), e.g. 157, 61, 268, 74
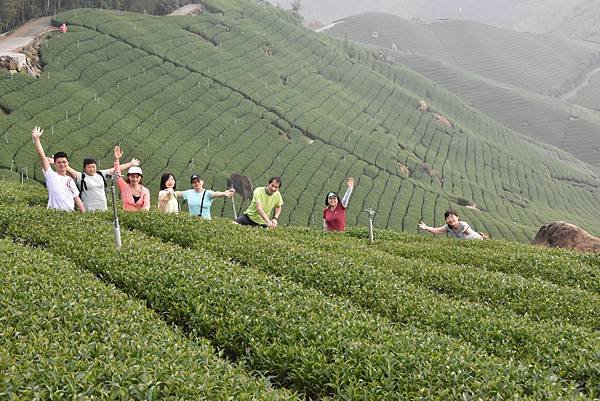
322, 13, 600, 169
323, 13, 600, 98
1, 0, 600, 242
1, 180, 600, 399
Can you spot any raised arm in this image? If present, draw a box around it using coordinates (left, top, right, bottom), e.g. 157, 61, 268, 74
113, 145, 123, 172
32, 127, 50, 172
112, 145, 127, 191
105, 157, 139, 176
418, 221, 448, 235
210, 189, 235, 199
341, 177, 354, 208
65, 165, 79, 179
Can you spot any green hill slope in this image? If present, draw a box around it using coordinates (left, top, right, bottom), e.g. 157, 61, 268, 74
365, 49, 600, 168
1, 0, 600, 241
1, 181, 599, 399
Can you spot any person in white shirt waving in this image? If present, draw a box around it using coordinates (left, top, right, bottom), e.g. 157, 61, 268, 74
31, 126, 84, 212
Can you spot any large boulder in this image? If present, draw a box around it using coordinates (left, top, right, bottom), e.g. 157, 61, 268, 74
531, 221, 600, 253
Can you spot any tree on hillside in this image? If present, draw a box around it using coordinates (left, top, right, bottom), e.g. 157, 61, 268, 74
290, 0, 302, 20
0, 0, 19, 32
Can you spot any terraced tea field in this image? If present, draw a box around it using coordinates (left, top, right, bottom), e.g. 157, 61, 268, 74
1, 0, 600, 240
1, 181, 599, 400
323, 12, 600, 169
371, 50, 600, 168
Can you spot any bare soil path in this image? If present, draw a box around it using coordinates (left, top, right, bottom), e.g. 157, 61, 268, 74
168, 4, 202, 16
0, 17, 52, 52
0, 4, 197, 71
561, 66, 600, 102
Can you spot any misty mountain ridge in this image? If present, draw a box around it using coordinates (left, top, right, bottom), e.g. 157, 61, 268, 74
270, 0, 600, 39
322, 12, 600, 168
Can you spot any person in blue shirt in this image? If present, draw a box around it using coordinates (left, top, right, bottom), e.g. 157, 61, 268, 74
176, 173, 234, 219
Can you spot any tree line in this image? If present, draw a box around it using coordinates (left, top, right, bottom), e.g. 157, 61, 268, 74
0, 0, 194, 33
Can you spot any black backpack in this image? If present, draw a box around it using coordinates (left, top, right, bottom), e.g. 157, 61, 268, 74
79, 171, 106, 193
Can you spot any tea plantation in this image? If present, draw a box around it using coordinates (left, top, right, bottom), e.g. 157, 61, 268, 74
0, 180, 599, 399
1, 0, 600, 242
323, 12, 600, 169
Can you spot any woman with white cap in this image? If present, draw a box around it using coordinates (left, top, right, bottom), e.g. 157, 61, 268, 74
323, 177, 354, 232
113, 145, 150, 211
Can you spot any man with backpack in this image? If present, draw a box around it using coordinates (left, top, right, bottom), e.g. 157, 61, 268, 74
61, 147, 139, 211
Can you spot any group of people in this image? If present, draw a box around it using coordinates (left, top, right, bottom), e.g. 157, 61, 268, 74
32, 126, 482, 238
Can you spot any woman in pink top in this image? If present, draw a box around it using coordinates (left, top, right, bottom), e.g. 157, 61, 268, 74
323, 177, 354, 232
113, 145, 150, 211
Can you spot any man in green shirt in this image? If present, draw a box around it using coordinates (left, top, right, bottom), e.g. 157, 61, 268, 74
235, 177, 283, 228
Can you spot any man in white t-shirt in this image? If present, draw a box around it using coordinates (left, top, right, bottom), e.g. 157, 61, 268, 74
32, 126, 85, 212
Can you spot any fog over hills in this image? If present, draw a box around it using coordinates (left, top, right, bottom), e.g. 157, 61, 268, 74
322, 12, 600, 168
268, 0, 596, 35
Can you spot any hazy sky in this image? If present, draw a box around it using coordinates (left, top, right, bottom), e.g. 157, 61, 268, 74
265, 0, 582, 33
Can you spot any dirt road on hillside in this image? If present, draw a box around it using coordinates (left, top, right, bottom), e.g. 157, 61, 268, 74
561, 66, 600, 102
0, 17, 52, 52
0, 4, 195, 66
168, 4, 202, 16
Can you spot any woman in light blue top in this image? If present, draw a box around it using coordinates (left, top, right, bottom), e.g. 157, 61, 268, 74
176, 173, 234, 219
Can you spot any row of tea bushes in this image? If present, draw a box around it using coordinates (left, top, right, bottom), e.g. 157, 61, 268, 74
0, 238, 298, 400
117, 212, 600, 395
0, 204, 582, 400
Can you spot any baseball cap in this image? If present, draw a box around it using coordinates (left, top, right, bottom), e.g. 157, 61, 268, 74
190, 173, 201, 183
127, 166, 143, 176
327, 192, 337, 198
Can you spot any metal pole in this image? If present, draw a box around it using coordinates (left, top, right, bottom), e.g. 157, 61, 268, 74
364, 208, 375, 243
110, 174, 122, 250
231, 191, 238, 219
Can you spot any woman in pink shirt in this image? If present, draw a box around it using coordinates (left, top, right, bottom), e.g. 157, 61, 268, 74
323, 177, 354, 232
113, 145, 150, 211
